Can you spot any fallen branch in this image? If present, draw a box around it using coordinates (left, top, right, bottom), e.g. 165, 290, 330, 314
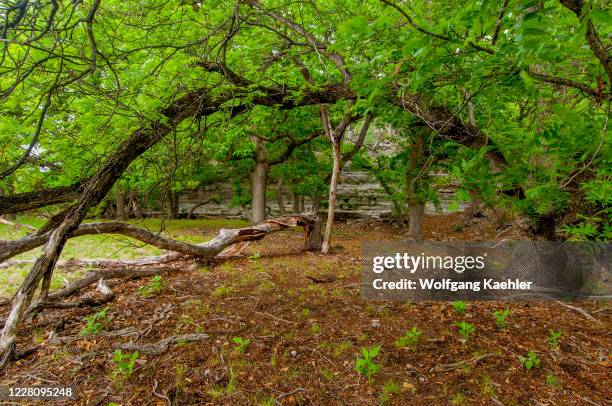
0, 215, 318, 265
431, 353, 497, 372
114, 333, 210, 355
555, 300, 602, 324
0, 218, 37, 231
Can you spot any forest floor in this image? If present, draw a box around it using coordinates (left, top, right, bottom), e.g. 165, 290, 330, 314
0, 214, 610, 405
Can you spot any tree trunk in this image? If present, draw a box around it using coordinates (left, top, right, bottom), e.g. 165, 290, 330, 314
407, 202, 425, 240
116, 191, 126, 221
275, 177, 286, 215
164, 189, 178, 219
292, 192, 300, 214
129, 190, 141, 218
406, 130, 427, 241
322, 142, 341, 254
251, 161, 269, 224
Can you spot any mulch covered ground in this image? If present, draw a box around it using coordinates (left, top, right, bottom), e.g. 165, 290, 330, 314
1, 213, 610, 405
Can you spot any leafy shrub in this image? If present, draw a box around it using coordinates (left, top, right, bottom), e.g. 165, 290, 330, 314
394, 326, 422, 350
355, 346, 381, 384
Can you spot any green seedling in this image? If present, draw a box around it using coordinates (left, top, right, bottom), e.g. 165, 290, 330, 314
111, 350, 139, 380
80, 306, 111, 336
355, 345, 381, 384
451, 300, 468, 315
379, 380, 400, 404
232, 336, 251, 353
548, 329, 562, 350
455, 321, 475, 340
394, 326, 422, 350
138, 275, 166, 297
492, 309, 510, 329
518, 351, 541, 370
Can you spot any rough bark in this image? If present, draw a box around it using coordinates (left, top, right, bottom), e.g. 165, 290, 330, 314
291, 192, 300, 214
0, 183, 82, 216
275, 178, 286, 215
128, 190, 141, 218
251, 137, 269, 225
406, 129, 428, 241
116, 191, 126, 221
407, 202, 425, 240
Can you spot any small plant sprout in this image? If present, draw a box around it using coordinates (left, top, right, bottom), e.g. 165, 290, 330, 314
546, 373, 562, 388
379, 380, 400, 404
232, 336, 251, 353
548, 329, 562, 350
518, 351, 541, 370
394, 326, 422, 350
138, 275, 166, 297
492, 309, 510, 329
355, 346, 381, 384
80, 306, 111, 336
451, 300, 468, 315
111, 350, 139, 380
455, 321, 475, 341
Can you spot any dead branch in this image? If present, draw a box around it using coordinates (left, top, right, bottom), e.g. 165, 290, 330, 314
431, 353, 497, 372
0, 215, 316, 265
555, 300, 602, 324
114, 333, 210, 355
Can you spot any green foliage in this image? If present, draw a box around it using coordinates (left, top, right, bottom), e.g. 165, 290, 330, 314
138, 275, 166, 298
80, 307, 111, 336
546, 373, 562, 388
379, 380, 400, 404
548, 329, 562, 350
518, 351, 541, 370
111, 350, 139, 380
492, 309, 511, 329
452, 301, 468, 315
394, 326, 422, 350
232, 337, 251, 354
455, 321, 476, 341
355, 346, 381, 384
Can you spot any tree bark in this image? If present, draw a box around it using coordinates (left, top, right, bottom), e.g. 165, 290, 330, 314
322, 142, 341, 254
407, 202, 425, 240
291, 192, 300, 214
251, 137, 269, 225
128, 190, 141, 218
116, 191, 126, 221
251, 160, 269, 225
164, 189, 178, 219
275, 177, 286, 215
406, 130, 427, 241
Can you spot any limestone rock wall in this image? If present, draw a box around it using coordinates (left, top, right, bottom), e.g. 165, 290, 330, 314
178, 171, 466, 220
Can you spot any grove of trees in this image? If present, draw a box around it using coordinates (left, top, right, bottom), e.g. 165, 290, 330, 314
0, 0, 609, 369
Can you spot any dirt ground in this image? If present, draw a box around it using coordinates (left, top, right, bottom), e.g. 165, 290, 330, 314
1, 213, 610, 405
